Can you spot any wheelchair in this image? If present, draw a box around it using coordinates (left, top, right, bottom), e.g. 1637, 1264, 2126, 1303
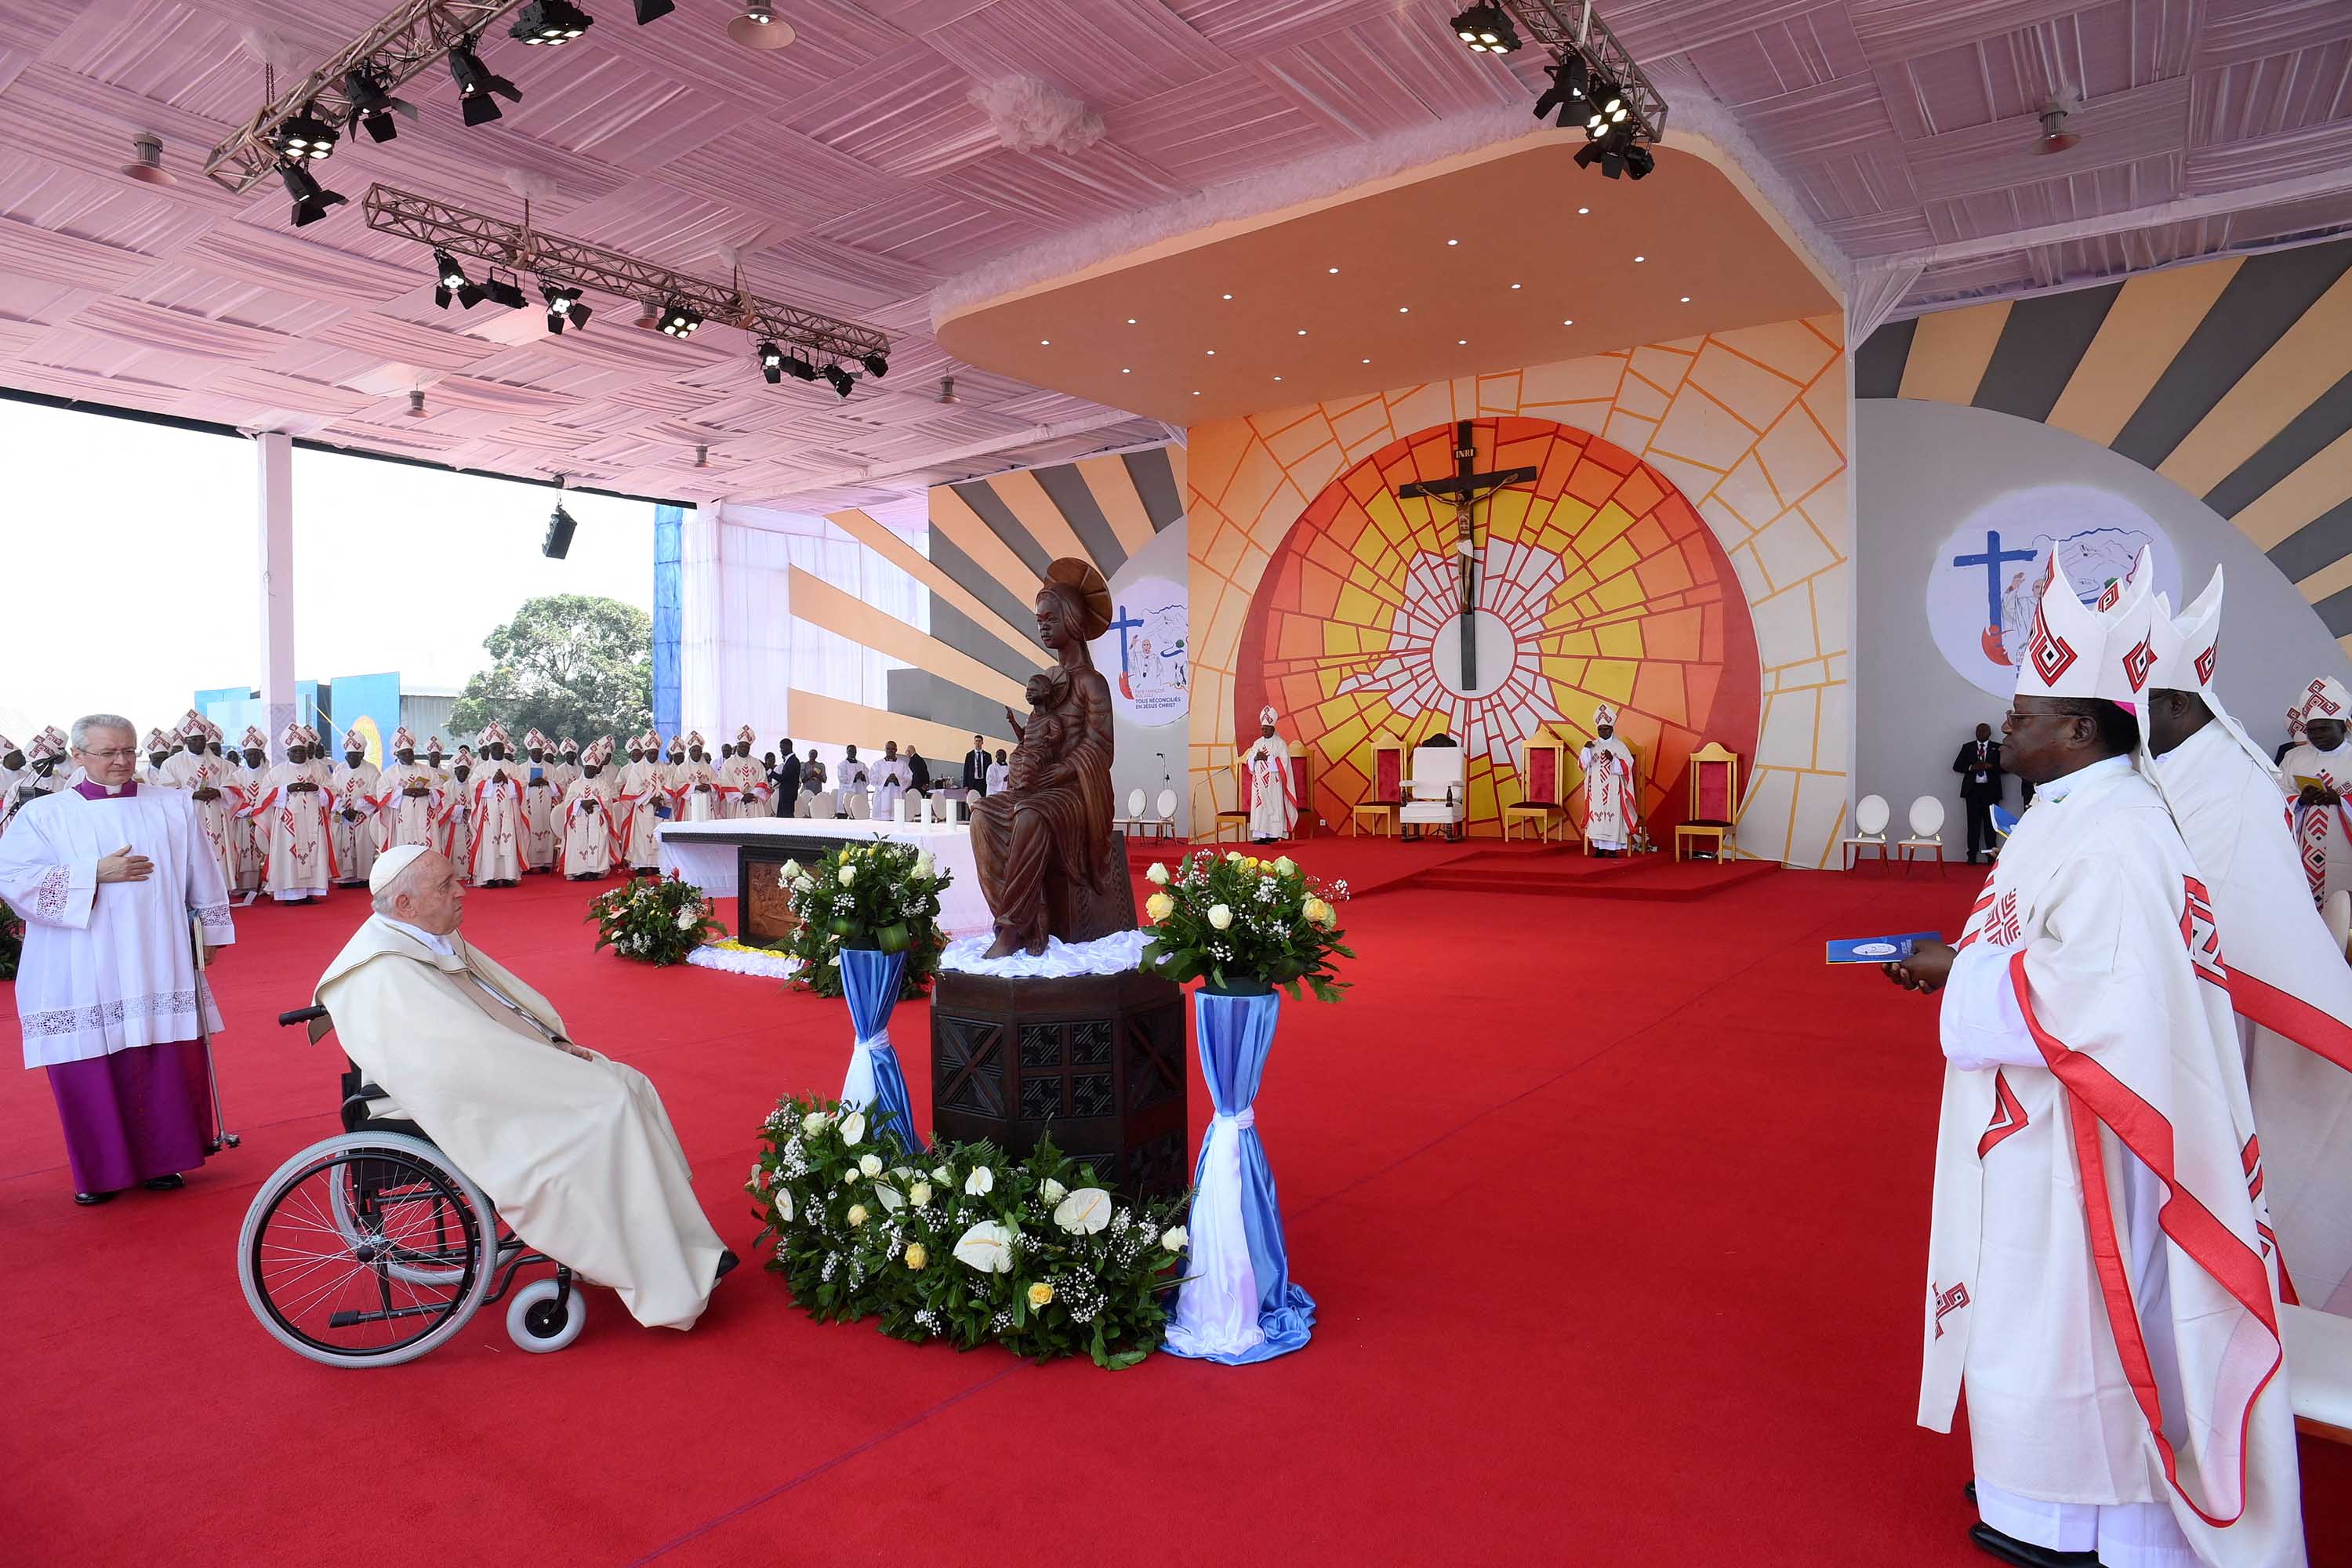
234, 1004, 585, 1367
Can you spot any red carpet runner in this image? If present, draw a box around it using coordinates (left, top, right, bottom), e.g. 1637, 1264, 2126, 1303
2, 855, 2343, 1565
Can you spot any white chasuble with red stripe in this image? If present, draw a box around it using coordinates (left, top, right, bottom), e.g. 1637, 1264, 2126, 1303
1920, 759, 2304, 1567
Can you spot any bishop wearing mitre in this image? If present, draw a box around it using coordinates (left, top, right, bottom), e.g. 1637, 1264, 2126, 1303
1883, 555, 2304, 1568
520, 730, 559, 873
671, 732, 722, 822
721, 726, 769, 818
248, 723, 335, 903
2151, 571, 2352, 1316
2280, 675, 2352, 908
468, 723, 528, 887
1243, 705, 1297, 843
372, 728, 441, 855
315, 846, 732, 1328
328, 727, 379, 890
1579, 705, 1637, 854
161, 712, 238, 892
1, 715, 234, 1204
615, 731, 662, 875
556, 739, 618, 879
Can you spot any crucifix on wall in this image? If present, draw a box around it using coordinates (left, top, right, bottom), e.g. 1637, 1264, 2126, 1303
1396, 420, 1537, 691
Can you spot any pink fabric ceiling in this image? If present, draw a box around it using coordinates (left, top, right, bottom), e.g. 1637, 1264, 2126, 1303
0, 0, 2347, 510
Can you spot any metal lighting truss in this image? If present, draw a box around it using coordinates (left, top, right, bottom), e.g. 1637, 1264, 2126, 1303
201, 0, 533, 194
361, 184, 892, 365
1504, 0, 1668, 143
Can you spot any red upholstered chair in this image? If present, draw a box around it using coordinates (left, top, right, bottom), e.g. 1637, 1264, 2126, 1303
1352, 742, 1405, 837
1673, 742, 1740, 863
1504, 742, 1567, 842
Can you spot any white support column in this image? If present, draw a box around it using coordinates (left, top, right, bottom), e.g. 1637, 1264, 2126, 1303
256, 431, 296, 760
678, 502, 723, 745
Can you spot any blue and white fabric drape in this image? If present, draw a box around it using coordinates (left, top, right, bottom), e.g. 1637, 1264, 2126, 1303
837, 947, 924, 1153
1165, 988, 1315, 1363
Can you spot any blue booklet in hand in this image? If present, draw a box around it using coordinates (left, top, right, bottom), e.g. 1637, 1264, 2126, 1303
1825, 931, 1942, 964
1991, 805, 2020, 839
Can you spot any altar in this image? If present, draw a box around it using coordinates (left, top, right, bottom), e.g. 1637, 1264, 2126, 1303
658, 818, 992, 942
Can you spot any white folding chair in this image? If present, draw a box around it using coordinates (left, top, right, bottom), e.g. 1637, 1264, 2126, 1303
1841, 793, 1891, 870
1153, 787, 1178, 840
1120, 786, 1148, 835
1896, 796, 1946, 876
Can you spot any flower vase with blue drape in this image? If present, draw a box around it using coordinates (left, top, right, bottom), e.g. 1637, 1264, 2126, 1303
837, 948, 924, 1154
1164, 985, 1314, 1363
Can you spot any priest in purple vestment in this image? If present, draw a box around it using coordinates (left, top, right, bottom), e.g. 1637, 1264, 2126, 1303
0, 714, 234, 1205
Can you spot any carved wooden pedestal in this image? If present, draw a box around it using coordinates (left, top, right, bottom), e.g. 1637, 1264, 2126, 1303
930, 967, 1189, 1202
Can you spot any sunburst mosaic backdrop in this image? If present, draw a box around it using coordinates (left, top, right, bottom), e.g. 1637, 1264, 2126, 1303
1187, 315, 1853, 866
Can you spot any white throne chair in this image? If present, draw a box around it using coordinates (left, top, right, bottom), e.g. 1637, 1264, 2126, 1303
1399, 744, 1465, 841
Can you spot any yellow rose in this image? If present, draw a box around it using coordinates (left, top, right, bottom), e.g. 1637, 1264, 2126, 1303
847, 1203, 869, 1226
1303, 896, 1334, 928
903, 1243, 927, 1270
1145, 891, 1174, 922
1027, 1281, 1054, 1309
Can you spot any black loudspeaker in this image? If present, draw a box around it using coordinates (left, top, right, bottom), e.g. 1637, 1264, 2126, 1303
543, 503, 576, 559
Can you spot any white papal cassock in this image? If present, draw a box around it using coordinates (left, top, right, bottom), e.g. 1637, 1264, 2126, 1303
1925, 751, 2304, 1568
314, 912, 726, 1329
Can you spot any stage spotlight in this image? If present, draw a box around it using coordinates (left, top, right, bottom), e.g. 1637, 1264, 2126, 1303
481, 271, 528, 310
433, 250, 485, 309
275, 105, 338, 162
633, 0, 676, 19
543, 503, 577, 559
860, 350, 889, 378
279, 161, 347, 227
756, 340, 785, 383
656, 301, 702, 337
1532, 53, 1587, 125
1623, 143, 1654, 180
1584, 83, 1629, 136
822, 363, 855, 398
1450, 3, 1519, 53
543, 282, 590, 332
510, 0, 594, 46
342, 66, 416, 143
448, 38, 521, 126
780, 350, 818, 382
1575, 124, 1640, 180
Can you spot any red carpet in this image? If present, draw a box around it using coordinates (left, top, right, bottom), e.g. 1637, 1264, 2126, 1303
3, 861, 2346, 1566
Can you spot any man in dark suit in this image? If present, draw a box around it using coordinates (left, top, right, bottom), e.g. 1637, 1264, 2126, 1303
771, 739, 800, 817
1951, 721, 2006, 864
960, 734, 992, 795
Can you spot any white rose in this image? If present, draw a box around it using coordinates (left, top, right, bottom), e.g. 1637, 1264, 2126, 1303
952, 1220, 1014, 1274
1040, 1178, 1067, 1203
1225, 850, 1243, 862
841, 1167, 860, 1184
931, 1166, 952, 1184
964, 1166, 994, 1196
838, 1110, 866, 1147
1272, 855, 1297, 876
1052, 1187, 1112, 1235
847, 1203, 869, 1227
838, 864, 856, 887
858, 1152, 883, 1178
909, 1181, 933, 1208
1207, 903, 1232, 931
675, 908, 697, 931
802, 1111, 830, 1134
1145, 862, 1169, 885
1161, 1225, 1188, 1252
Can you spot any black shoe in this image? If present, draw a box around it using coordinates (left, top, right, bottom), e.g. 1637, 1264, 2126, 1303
73, 1189, 116, 1206
142, 1174, 185, 1191
715, 1249, 740, 1281
1966, 1523, 2098, 1567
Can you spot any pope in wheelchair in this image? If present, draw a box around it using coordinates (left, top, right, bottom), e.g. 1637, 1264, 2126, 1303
306, 844, 732, 1336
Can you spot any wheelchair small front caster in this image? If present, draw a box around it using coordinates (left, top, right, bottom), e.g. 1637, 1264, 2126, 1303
506, 1278, 586, 1352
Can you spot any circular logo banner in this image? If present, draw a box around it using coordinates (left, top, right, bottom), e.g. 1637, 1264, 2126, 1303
1090, 575, 1189, 727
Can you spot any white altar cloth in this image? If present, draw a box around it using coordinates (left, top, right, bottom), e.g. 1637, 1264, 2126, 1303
658, 818, 992, 939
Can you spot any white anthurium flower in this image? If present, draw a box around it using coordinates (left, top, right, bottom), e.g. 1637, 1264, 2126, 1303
952, 1220, 1014, 1274
775, 1188, 794, 1222
1207, 904, 1233, 931
1053, 1187, 1112, 1235
875, 1182, 904, 1211
1161, 1225, 1188, 1252
1040, 1178, 1067, 1204
781, 859, 800, 879
964, 1165, 994, 1196
1145, 862, 1169, 885
858, 1152, 884, 1178
838, 864, 856, 887
839, 1110, 866, 1147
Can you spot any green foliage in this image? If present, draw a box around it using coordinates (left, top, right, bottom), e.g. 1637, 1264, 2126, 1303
1138, 849, 1354, 1001
450, 593, 652, 746
0, 906, 20, 981
586, 872, 725, 965
747, 1094, 1189, 1368
774, 840, 950, 1000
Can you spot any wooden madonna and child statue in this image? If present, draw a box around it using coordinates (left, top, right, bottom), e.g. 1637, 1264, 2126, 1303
970, 557, 1138, 957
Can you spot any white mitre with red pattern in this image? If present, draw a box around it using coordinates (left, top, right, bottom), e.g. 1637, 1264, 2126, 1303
2015, 545, 2158, 706
2149, 566, 2280, 779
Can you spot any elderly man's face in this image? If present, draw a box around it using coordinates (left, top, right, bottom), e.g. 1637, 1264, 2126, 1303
74, 726, 140, 789
389, 851, 467, 934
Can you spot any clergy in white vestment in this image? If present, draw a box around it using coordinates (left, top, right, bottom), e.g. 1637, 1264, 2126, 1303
468, 724, 528, 886
837, 745, 870, 819
329, 728, 380, 890
1243, 705, 1298, 843
315, 847, 732, 1329
422, 737, 451, 793
0, 733, 26, 829
2151, 573, 2352, 1316
2, 731, 68, 837
248, 724, 335, 902
2279, 675, 2352, 909
871, 741, 912, 819
720, 726, 769, 817
615, 732, 662, 873
161, 713, 239, 894
1580, 705, 1638, 854
670, 732, 722, 823
225, 728, 269, 894
549, 738, 582, 799
436, 748, 477, 879
0, 714, 234, 1203
985, 749, 1009, 796
556, 740, 618, 879
372, 728, 442, 855
1883, 559, 2305, 1568
142, 729, 176, 785
520, 730, 558, 873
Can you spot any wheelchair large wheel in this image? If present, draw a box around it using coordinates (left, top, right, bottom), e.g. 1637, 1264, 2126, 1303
238, 1134, 498, 1367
